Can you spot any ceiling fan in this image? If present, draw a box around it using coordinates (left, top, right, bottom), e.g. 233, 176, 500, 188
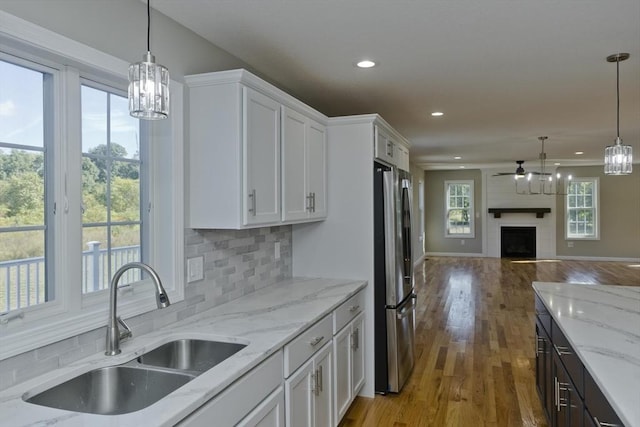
492, 160, 550, 177
493, 136, 557, 178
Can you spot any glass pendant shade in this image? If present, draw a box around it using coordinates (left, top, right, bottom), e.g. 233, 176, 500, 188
129, 52, 169, 120
604, 137, 633, 175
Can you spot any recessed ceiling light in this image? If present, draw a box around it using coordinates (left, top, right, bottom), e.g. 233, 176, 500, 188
554, 162, 561, 166
431, 112, 444, 117
575, 151, 584, 155
459, 165, 465, 168
454, 156, 462, 160
356, 60, 376, 68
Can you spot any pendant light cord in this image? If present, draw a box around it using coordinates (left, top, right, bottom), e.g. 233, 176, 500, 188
616, 57, 620, 138
147, 0, 151, 53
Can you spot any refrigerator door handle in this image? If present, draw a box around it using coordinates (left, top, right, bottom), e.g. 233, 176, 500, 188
396, 297, 416, 320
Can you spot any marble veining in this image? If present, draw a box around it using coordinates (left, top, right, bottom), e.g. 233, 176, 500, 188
533, 281, 640, 427
0, 277, 366, 427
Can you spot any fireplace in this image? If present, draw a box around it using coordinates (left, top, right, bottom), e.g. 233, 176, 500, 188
501, 226, 536, 258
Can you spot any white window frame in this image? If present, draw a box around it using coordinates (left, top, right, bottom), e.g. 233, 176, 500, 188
565, 177, 599, 240
444, 180, 475, 238
0, 11, 184, 360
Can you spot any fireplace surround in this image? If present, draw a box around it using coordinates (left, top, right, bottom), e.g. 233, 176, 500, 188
501, 226, 536, 258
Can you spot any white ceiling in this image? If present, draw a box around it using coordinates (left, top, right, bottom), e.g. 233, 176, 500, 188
153, 0, 640, 171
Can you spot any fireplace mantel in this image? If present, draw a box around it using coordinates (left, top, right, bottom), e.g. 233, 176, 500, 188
488, 208, 551, 218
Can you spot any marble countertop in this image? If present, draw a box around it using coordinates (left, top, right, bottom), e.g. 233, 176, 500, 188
0, 277, 366, 427
533, 281, 640, 427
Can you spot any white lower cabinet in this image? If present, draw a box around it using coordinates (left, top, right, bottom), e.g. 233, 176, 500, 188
285, 340, 333, 427
237, 386, 285, 427
177, 351, 284, 427
332, 290, 366, 425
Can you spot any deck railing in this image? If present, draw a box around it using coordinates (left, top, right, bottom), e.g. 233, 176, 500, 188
1, 244, 140, 313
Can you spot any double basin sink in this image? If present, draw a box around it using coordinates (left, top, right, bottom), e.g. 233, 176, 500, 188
24, 339, 247, 415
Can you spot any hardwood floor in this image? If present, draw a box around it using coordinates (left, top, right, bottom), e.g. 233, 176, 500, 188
339, 257, 640, 427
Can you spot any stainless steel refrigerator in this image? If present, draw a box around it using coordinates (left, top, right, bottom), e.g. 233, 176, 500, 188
374, 161, 416, 394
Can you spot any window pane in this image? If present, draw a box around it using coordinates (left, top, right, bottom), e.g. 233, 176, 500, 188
0, 61, 44, 148
81, 85, 107, 153
110, 94, 139, 160
82, 226, 108, 293
111, 224, 141, 286
110, 162, 140, 222
0, 230, 47, 312
0, 149, 45, 226
82, 156, 108, 223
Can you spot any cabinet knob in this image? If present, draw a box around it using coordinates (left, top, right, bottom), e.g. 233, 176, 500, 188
348, 305, 360, 313
248, 189, 257, 216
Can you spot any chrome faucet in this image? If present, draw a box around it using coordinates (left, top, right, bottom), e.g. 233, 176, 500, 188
105, 262, 170, 356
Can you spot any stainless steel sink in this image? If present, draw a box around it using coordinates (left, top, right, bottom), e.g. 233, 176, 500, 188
25, 365, 195, 415
137, 339, 247, 373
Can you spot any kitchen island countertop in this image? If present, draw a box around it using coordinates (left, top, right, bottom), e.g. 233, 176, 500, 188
533, 281, 640, 427
0, 277, 366, 426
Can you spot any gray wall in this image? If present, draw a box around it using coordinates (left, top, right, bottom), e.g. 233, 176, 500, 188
424, 169, 483, 254
0, 3, 295, 390
555, 166, 640, 259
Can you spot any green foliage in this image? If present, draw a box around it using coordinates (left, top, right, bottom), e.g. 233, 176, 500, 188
0, 144, 141, 262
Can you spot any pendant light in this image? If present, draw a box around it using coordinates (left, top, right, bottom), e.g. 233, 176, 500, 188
128, 0, 170, 120
603, 53, 632, 175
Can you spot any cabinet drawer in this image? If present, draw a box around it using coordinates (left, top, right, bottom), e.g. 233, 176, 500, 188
284, 314, 332, 378
551, 320, 584, 399
333, 290, 365, 334
178, 350, 283, 426
584, 369, 623, 427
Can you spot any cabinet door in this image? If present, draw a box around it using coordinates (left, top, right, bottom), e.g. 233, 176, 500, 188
282, 107, 308, 221
351, 313, 365, 394
554, 353, 584, 427
237, 386, 285, 427
333, 325, 352, 422
314, 342, 334, 427
285, 358, 314, 427
535, 320, 552, 422
243, 87, 281, 226
306, 120, 327, 219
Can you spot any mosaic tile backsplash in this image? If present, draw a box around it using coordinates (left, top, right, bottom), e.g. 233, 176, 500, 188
0, 226, 292, 390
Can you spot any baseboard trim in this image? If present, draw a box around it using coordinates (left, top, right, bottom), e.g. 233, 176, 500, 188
413, 254, 426, 268
555, 255, 640, 262
425, 252, 486, 258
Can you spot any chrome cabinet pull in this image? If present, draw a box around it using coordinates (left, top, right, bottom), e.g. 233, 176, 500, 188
594, 418, 620, 427
312, 192, 316, 212
248, 189, 256, 216
557, 381, 570, 408
309, 336, 324, 346
318, 365, 323, 393
349, 304, 360, 313
351, 328, 359, 351
311, 369, 318, 396
306, 193, 313, 211
554, 377, 560, 411
554, 344, 572, 356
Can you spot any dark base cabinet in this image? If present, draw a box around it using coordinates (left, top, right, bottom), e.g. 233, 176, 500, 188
534, 295, 625, 427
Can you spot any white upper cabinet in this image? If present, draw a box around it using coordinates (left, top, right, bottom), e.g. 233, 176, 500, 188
244, 87, 281, 226
186, 69, 328, 229
282, 107, 327, 222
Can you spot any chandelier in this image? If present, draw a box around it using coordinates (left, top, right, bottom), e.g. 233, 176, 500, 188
128, 0, 170, 120
515, 137, 572, 195
604, 53, 632, 175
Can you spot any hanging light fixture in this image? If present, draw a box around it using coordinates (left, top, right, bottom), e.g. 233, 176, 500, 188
604, 53, 632, 175
514, 136, 572, 195
128, 0, 170, 120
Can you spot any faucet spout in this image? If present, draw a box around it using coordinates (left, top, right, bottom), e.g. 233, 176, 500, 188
106, 262, 171, 356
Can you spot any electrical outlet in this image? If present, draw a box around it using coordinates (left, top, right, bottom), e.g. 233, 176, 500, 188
461, 239, 465, 246
187, 256, 204, 283
275, 241, 281, 260
567, 241, 574, 248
